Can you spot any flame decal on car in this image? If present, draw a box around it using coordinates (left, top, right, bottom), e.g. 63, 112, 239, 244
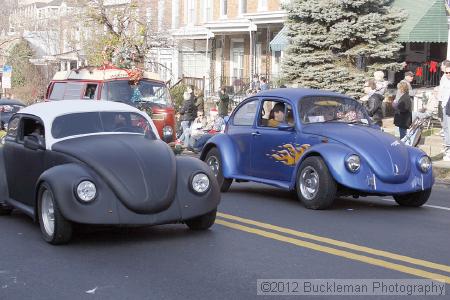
267, 144, 311, 166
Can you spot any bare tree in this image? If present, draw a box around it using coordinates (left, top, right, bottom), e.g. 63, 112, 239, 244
70, 0, 171, 67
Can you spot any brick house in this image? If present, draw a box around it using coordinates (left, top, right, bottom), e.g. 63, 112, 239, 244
171, 0, 288, 95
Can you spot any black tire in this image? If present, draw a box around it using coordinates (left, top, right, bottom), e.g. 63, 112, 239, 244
0, 202, 13, 216
393, 189, 431, 207
296, 156, 337, 210
185, 210, 217, 230
204, 147, 232, 192
37, 183, 73, 245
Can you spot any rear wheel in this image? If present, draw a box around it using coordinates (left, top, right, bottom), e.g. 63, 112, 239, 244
204, 147, 232, 192
185, 210, 216, 230
38, 183, 73, 245
296, 156, 336, 210
393, 189, 431, 207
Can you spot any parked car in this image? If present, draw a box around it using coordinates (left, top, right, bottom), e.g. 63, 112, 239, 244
45, 66, 176, 143
0, 98, 25, 125
200, 88, 433, 209
0, 100, 220, 244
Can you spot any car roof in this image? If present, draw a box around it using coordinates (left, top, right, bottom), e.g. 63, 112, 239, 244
0, 98, 26, 106
20, 100, 142, 124
256, 88, 352, 103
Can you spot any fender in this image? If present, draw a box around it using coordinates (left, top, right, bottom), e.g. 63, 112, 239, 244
36, 163, 121, 224
200, 133, 238, 178
0, 148, 10, 204
406, 146, 434, 186
174, 156, 220, 221
290, 143, 353, 189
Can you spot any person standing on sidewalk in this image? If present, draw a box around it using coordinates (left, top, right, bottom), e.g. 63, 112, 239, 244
178, 88, 197, 146
394, 71, 415, 107
394, 81, 412, 139
364, 79, 384, 127
218, 87, 230, 117
439, 64, 450, 161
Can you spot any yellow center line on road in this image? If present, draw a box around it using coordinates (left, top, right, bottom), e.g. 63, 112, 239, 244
217, 212, 450, 275
215, 219, 450, 284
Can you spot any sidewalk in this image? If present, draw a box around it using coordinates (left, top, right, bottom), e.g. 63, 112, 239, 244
383, 117, 450, 184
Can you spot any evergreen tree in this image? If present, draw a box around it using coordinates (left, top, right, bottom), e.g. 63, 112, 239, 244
282, 0, 406, 97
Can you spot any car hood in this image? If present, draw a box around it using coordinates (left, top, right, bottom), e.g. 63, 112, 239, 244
302, 123, 411, 183
52, 135, 176, 214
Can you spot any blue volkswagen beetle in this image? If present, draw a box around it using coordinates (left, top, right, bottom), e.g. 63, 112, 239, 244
200, 88, 433, 210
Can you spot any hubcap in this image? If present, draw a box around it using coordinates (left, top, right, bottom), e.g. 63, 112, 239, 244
299, 166, 320, 200
41, 190, 55, 236
206, 156, 220, 177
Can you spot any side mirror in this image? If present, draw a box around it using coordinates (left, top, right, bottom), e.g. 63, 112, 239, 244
24, 135, 45, 151
278, 123, 295, 131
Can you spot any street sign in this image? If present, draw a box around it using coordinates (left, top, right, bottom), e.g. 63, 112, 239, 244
2, 65, 12, 89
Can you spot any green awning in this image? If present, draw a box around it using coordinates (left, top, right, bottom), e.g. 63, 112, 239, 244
270, 27, 289, 51
393, 0, 448, 43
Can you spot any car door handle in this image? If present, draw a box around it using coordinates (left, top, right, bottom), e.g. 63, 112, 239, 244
252, 132, 261, 136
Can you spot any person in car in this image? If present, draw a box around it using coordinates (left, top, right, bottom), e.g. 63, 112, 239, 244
268, 103, 286, 127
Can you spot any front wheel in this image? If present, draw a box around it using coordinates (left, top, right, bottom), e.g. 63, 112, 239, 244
185, 210, 217, 230
204, 147, 232, 192
296, 156, 337, 210
0, 202, 13, 216
38, 183, 73, 245
393, 189, 431, 207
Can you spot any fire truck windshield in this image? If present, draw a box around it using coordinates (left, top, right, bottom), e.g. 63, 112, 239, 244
105, 80, 172, 108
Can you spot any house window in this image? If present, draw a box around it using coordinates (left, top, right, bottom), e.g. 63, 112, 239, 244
239, 0, 247, 15
231, 41, 244, 79
220, 0, 227, 18
203, 0, 213, 22
186, 0, 196, 25
258, 0, 268, 11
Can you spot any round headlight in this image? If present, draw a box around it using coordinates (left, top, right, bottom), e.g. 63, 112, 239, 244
76, 181, 97, 202
191, 173, 210, 194
345, 155, 361, 173
162, 125, 174, 142
418, 156, 432, 173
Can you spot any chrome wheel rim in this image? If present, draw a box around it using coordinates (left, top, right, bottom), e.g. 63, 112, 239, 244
206, 155, 220, 177
299, 166, 320, 200
41, 190, 55, 236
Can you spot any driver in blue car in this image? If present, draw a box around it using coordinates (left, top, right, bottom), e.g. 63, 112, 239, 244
268, 102, 286, 127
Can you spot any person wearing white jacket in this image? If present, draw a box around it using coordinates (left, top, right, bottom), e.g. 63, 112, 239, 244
439, 65, 450, 160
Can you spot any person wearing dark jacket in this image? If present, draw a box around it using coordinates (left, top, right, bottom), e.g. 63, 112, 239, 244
218, 87, 230, 117
178, 90, 197, 145
394, 81, 412, 139
364, 79, 384, 127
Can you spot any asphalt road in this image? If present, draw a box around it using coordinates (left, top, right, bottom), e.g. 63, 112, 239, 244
1, 183, 449, 299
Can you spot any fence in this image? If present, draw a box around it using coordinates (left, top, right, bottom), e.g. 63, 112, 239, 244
405, 61, 441, 88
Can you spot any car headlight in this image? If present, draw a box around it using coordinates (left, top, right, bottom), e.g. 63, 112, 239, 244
417, 156, 431, 173
162, 125, 173, 142
76, 181, 97, 202
191, 173, 210, 194
345, 155, 361, 173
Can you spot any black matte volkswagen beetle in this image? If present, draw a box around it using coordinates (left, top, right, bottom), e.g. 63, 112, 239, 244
0, 100, 220, 244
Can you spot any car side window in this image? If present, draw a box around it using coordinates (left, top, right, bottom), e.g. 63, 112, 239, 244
258, 100, 294, 128
233, 100, 258, 126
6, 116, 20, 139
18, 117, 45, 146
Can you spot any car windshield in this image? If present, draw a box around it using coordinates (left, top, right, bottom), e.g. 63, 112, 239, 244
105, 80, 172, 108
300, 96, 370, 125
51, 111, 156, 139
